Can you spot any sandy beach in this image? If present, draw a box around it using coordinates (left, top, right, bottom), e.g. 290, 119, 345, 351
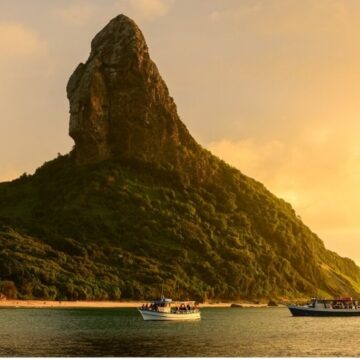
0, 300, 273, 308
0, 300, 144, 308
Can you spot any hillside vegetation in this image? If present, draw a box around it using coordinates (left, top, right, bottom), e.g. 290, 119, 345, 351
0, 152, 359, 301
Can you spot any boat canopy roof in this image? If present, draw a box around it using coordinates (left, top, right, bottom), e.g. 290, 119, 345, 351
172, 301, 196, 305
151, 298, 197, 305
312, 297, 356, 302
154, 297, 172, 304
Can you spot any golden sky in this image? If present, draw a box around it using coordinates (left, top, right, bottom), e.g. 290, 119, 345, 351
1, 0, 360, 262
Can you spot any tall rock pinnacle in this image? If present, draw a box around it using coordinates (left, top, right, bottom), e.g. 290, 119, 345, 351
67, 14, 198, 164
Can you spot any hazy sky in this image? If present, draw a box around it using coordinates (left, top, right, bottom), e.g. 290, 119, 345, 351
1, 0, 360, 262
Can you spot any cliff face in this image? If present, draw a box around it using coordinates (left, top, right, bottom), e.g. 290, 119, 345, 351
67, 15, 198, 165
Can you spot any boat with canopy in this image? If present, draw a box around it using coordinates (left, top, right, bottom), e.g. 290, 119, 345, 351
288, 297, 360, 316
138, 297, 201, 321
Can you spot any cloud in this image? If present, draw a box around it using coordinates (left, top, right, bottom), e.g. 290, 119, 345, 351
208, 137, 285, 186
319, 228, 360, 265
0, 22, 56, 187
0, 22, 47, 60
0, 22, 52, 84
0, 22, 51, 80
54, 0, 173, 26
0, 166, 22, 182
210, 2, 262, 23
126, 0, 172, 21
207, 120, 360, 230
53, 2, 98, 26
207, 127, 360, 262
209, 0, 349, 36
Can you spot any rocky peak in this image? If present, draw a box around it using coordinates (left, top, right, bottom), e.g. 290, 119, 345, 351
67, 14, 198, 164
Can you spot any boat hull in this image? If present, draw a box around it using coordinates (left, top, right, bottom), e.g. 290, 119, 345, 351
138, 309, 201, 321
288, 305, 360, 317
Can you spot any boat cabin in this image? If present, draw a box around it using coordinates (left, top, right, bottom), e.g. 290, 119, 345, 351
154, 298, 172, 313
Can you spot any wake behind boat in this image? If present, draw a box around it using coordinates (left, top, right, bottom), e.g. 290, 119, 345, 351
288, 297, 360, 316
138, 297, 201, 321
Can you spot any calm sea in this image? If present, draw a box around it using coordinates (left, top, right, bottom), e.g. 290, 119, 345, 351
0, 306, 359, 356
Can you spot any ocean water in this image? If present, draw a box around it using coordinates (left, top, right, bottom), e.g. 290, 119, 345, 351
0, 306, 359, 356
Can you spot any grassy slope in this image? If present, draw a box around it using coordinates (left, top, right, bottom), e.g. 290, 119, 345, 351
0, 152, 359, 301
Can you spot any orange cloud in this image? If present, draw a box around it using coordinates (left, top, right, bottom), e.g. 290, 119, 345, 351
54, 0, 173, 26
53, 3, 98, 26
0, 167, 22, 182
0, 23, 47, 60
127, 0, 171, 20
208, 120, 360, 263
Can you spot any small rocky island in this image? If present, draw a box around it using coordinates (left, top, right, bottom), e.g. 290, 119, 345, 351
0, 15, 359, 302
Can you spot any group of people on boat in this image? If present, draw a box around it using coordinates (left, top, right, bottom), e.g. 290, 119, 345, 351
330, 300, 358, 309
140, 302, 198, 313
308, 297, 359, 310
172, 303, 198, 314
141, 303, 161, 311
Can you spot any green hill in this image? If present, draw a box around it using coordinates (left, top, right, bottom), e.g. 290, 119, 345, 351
0, 15, 359, 301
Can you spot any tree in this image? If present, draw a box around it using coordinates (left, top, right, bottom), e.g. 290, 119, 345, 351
0, 280, 17, 299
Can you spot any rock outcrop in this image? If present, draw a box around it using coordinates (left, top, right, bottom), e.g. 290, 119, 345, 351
67, 14, 198, 165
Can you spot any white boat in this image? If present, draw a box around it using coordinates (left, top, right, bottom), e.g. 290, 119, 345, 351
138, 297, 201, 321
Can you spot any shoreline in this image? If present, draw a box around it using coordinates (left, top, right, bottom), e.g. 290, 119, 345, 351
0, 300, 283, 309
